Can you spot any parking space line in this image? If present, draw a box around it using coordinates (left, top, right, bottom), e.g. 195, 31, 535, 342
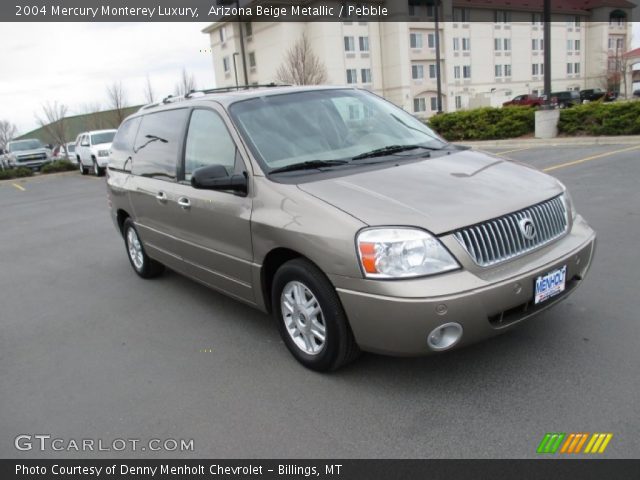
495, 147, 534, 156
543, 145, 640, 172
11, 183, 25, 191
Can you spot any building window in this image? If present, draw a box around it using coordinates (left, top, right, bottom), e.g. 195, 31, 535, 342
503, 38, 511, 51
413, 98, 426, 112
219, 27, 226, 43
453, 7, 469, 22
505, 64, 511, 76
410, 33, 423, 49
608, 37, 614, 49
532, 39, 538, 50
616, 38, 624, 50
361, 68, 372, 84
541, 63, 544, 75
453, 38, 460, 51
344, 36, 355, 52
430, 97, 438, 111
567, 63, 573, 74
462, 38, 470, 51
428, 33, 435, 49
463, 65, 471, 79
429, 64, 437, 79
574, 63, 580, 75
575, 39, 580, 51
248, 52, 256, 68
245, 22, 252, 37
455, 96, 462, 109
454, 66, 461, 79
567, 15, 580, 27
495, 65, 503, 77
567, 39, 573, 51
532, 63, 539, 76
359, 36, 369, 52
426, 5, 434, 17
412, 64, 425, 80
494, 38, 502, 51
532, 13, 543, 25
495, 10, 511, 23
346, 69, 358, 84
222, 56, 230, 73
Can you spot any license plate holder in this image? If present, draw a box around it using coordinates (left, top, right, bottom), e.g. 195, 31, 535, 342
534, 265, 567, 305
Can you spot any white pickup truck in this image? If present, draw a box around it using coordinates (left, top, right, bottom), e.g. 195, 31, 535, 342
75, 129, 117, 176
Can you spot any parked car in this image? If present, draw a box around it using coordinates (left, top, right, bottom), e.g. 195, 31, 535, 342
550, 91, 581, 108
579, 88, 616, 103
3, 138, 51, 170
107, 86, 596, 371
633, 89, 640, 98
75, 129, 117, 176
503, 94, 544, 108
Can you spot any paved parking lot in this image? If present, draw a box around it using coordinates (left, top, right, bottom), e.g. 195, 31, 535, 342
1, 143, 639, 459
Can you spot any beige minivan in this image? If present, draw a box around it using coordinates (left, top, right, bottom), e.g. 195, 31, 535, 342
106, 86, 596, 371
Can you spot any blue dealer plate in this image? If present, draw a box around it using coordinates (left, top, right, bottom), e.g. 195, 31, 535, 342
534, 265, 567, 305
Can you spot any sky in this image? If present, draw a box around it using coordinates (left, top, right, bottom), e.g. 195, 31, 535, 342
0, 22, 215, 134
1, 22, 639, 135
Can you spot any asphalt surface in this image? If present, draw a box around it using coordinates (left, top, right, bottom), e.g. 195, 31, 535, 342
1, 144, 639, 459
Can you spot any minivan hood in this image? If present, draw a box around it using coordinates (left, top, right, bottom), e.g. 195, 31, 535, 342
297, 150, 563, 234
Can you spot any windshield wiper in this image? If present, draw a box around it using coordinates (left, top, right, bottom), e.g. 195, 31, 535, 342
351, 144, 431, 161
269, 159, 349, 174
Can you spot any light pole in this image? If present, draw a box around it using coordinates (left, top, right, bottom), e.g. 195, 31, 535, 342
232, 52, 240, 90
542, 0, 552, 108
433, 0, 443, 113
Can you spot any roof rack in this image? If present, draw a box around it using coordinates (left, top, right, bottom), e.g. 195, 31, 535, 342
138, 83, 291, 111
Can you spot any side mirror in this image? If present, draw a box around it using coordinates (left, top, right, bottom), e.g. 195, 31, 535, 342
191, 164, 248, 196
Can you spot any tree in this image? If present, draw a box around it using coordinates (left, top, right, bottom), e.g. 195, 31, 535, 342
275, 33, 328, 85
0, 120, 18, 151
36, 102, 68, 149
144, 75, 156, 104
106, 81, 128, 126
174, 68, 197, 96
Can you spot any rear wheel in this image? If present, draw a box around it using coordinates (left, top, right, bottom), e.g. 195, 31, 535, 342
272, 258, 360, 371
123, 218, 164, 279
79, 157, 88, 175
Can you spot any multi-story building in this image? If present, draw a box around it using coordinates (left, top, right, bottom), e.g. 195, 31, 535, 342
203, 1, 634, 118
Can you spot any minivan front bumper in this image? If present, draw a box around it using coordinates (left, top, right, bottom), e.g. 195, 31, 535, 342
332, 215, 596, 356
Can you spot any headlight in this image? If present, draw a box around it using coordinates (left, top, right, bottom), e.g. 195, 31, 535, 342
98, 150, 109, 157
558, 185, 576, 221
356, 228, 460, 279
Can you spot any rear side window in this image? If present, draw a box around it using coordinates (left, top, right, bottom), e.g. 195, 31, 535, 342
132, 109, 188, 180
184, 109, 237, 180
112, 118, 141, 152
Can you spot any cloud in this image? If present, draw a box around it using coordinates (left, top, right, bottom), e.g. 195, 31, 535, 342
0, 22, 215, 134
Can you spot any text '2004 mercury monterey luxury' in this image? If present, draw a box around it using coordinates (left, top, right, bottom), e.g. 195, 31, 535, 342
106, 86, 596, 371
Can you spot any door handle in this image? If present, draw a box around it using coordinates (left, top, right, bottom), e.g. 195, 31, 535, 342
177, 197, 191, 209
156, 191, 168, 203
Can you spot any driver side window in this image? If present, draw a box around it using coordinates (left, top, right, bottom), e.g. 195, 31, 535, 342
184, 109, 237, 181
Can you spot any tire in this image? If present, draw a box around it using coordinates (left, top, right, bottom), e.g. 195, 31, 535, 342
79, 157, 88, 175
93, 158, 104, 177
123, 218, 164, 279
272, 258, 360, 371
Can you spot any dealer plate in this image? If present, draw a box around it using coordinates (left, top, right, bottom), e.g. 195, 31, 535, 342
534, 265, 567, 305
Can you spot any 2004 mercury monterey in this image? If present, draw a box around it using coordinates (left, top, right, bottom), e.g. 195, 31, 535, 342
106, 86, 596, 371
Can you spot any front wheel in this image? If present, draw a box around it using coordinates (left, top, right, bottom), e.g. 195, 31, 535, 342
272, 258, 360, 371
123, 218, 164, 279
93, 159, 104, 176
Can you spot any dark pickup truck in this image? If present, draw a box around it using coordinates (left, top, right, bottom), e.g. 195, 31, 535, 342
579, 88, 616, 103
502, 94, 544, 107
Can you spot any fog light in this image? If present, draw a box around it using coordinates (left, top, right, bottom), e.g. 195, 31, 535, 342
427, 323, 463, 351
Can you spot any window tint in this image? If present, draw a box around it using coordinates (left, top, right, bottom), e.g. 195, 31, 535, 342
132, 109, 188, 180
184, 109, 237, 180
112, 117, 141, 152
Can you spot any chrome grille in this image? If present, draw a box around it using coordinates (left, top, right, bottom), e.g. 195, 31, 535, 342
453, 195, 568, 267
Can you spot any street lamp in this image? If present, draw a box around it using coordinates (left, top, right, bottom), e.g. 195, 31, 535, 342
232, 52, 240, 90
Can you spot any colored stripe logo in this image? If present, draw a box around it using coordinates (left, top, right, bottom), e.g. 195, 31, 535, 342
537, 433, 613, 454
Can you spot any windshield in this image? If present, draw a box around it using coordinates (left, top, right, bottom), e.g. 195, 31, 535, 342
229, 89, 447, 171
8, 139, 43, 152
91, 131, 116, 145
